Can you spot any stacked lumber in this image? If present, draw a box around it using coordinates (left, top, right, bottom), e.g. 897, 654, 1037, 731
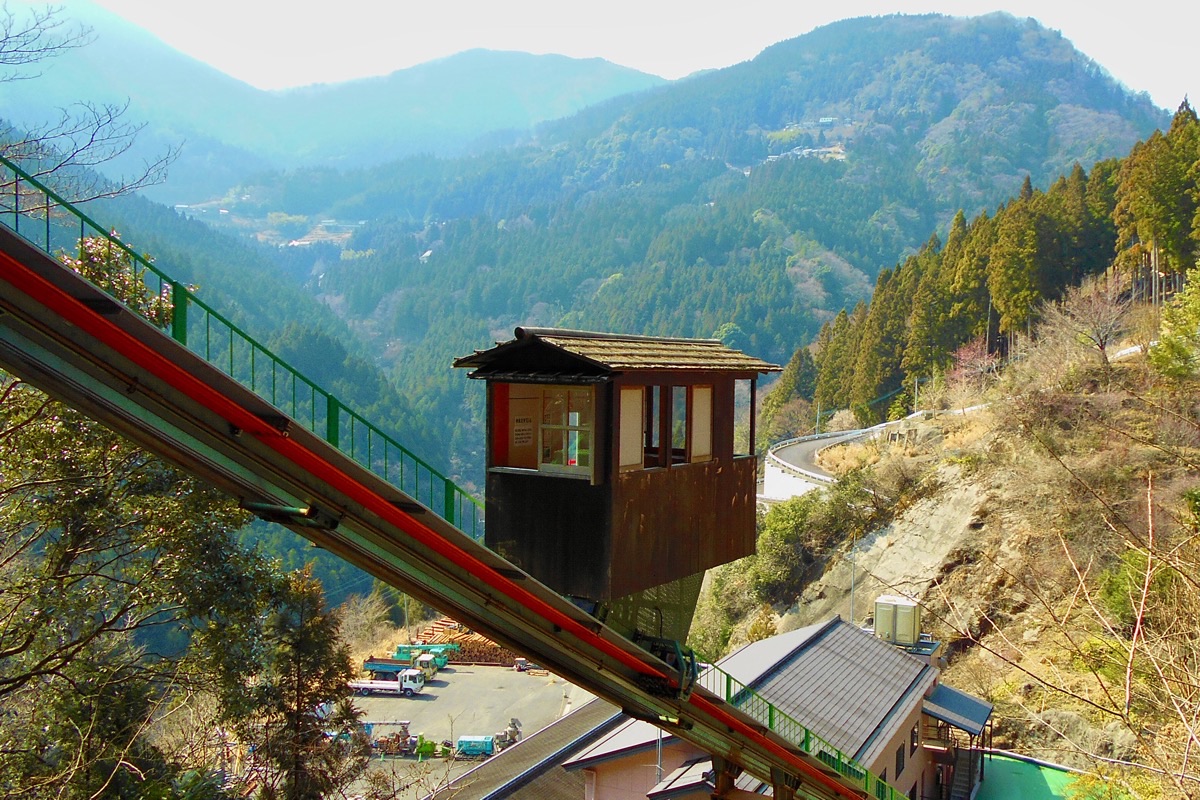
415, 617, 517, 666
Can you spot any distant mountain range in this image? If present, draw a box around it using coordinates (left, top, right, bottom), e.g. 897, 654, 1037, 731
5, 6, 1181, 608
223, 12, 1165, 488
0, 0, 666, 202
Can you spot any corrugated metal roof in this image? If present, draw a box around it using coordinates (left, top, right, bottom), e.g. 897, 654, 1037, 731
720, 617, 936, 766
454, 327, 781, 376
924, 683, 993, 737
716, 618, 835, 685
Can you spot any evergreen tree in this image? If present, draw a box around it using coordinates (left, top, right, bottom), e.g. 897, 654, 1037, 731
1150, 263, 1200, 378
902, 231, 955, 382
813, 305, 866, 415
949, 212, 998, 347
988, 199, 1044, 340
1113, 105, 1198, 301
850, 255, 922, 422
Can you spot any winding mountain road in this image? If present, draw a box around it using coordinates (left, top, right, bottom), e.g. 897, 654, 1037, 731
761, 428, 872, 500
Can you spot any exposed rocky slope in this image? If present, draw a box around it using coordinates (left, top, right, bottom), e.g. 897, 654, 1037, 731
728, 340, 1199, 788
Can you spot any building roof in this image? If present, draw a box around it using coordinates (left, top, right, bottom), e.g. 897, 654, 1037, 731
721, 616, 937, 766
453, 327, 781, 381
430, 697, 623, 800
561, 716, 676, 769
924, 683, 994, 738
647, 758, 714, 799
435, 617, 984, 799
974, 752, 1077, 800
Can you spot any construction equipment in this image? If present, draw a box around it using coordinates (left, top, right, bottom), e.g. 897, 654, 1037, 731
493, 718, 522, 750
455, 735, 495, 758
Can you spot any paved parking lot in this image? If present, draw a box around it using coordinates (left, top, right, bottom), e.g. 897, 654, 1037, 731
352, 664, 593, 796
354, 663, 593, 746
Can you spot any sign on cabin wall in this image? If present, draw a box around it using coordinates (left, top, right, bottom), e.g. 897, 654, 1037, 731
509, 397, 538, 469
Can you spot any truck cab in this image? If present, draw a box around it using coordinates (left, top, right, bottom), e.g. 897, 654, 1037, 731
415, 653, 438, 680
398, 668, 425, 695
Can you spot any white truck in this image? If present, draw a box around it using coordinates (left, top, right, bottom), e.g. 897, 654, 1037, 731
349, 668, 425, 697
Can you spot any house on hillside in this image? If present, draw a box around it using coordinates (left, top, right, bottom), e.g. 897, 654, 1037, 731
430, 617, 994, 800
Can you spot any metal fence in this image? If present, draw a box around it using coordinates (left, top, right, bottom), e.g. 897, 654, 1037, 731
695, 661, 904, 800
0, 154, 484, 539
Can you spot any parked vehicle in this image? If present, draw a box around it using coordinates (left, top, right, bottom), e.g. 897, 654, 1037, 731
349, 668, 425, 697
415, 653, 438, 680
455, 735, 495, 757
393, 642, 460, 669
363, 655, 414, 680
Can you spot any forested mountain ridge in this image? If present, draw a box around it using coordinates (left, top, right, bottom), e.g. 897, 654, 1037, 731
688, 105, 1200, 793
0, 0, 665, 203
244, 13, 1169, 485
773, 101, 1200, 432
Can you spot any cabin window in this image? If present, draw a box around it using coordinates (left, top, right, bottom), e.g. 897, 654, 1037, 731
540, 386, 593, 477
644, 385, 662, 466
491, 383, 594, 479
671, 386, 688, 463
624, 383, 714, 470
619, 387, 644, 472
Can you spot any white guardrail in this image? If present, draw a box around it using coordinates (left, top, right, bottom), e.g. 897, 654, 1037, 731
761, 413, 940, 501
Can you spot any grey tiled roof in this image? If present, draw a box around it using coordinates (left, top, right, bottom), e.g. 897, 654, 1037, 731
454, 327, 780, 376
648, 758, 713, 798
434, 617, 955, 798
719, 616, 936, 766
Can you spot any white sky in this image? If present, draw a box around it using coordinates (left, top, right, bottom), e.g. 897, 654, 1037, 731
79, 0, 1194, 111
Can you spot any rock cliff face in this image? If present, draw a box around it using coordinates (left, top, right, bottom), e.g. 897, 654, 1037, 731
757, 368, 1198, 778
779, 460, 987, 632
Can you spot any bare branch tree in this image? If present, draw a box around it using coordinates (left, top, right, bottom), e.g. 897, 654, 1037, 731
1039, 277, 1132, 374
0, 2, 177, 200
0, 2, 92, 83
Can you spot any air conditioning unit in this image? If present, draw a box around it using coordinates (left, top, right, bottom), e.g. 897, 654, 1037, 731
874, 595, 921, 645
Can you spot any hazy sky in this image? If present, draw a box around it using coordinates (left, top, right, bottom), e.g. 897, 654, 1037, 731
82, 0, 1193, 111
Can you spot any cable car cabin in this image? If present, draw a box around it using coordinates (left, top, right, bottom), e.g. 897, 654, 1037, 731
454, 327, 780, 603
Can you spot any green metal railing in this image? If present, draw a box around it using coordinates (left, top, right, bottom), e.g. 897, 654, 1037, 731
0, 154, 484, 539
695, 660, 905, 800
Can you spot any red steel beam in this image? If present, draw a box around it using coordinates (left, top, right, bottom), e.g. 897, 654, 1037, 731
0, 251, 862, 800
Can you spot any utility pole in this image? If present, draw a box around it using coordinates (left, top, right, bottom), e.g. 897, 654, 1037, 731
849, 532, 857, 626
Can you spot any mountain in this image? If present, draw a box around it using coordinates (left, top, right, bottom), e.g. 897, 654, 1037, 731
0, 0, 666, 202
8, 11, 1171, 490
218, 13, 1166, 488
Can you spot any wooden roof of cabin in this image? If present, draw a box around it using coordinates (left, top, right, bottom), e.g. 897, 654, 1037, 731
453, 327, 781, 380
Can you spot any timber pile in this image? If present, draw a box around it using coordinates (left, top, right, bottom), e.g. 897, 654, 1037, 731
415, 617, 517, 666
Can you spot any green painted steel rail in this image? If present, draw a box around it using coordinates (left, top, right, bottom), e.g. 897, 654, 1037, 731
695, 661, 905, 800
0, 154, 484, 539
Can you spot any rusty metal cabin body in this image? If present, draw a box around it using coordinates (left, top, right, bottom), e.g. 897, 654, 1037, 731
454, 327, 781, 605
